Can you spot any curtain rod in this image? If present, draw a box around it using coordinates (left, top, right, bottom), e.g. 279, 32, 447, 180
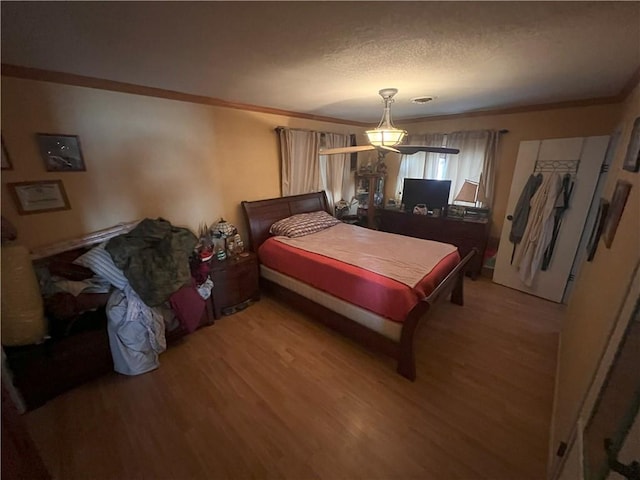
274, 126, 353, 136
275, 126, 509, 134
275, 126, 319, 133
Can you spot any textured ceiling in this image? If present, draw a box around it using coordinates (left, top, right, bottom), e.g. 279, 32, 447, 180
2, 1, 639, 123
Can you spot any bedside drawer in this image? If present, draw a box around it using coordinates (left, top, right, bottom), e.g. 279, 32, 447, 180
211, 259, 257, 282
208, 253, 260, 319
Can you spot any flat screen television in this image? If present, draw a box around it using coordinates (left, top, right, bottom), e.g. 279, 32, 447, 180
401, 178, 451, 212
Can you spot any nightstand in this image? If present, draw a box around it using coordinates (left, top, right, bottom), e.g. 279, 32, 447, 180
340, 215, 360, 225
208, 251, 260, 319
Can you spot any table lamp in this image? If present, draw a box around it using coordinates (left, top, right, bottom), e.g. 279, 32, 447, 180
454, 180, 479, 206
211, 219, 237, 260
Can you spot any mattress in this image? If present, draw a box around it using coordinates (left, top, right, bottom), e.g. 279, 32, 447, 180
258, 225, 460, 323
260, 265, 402, 341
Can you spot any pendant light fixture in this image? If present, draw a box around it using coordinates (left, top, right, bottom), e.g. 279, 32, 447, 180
365, 88, 407, 148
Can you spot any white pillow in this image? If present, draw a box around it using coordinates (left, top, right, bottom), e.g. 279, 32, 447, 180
73, 242, 129, 290
269, 210, 340, 238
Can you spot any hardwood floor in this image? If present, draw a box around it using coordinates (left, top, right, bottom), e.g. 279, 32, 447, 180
24, 278, 563, 480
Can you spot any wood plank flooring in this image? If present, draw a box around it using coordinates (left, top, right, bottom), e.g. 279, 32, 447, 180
24, 278, 563, 480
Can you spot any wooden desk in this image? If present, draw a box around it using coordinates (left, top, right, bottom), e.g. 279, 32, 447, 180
378, 208, 489, 278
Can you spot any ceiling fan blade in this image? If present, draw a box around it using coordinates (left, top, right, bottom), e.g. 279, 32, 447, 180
396, 146, 460, 155
378, 145, 401, 154
319, 145, 374, 155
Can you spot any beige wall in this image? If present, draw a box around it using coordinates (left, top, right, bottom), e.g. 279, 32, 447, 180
1, 77, 361, 250
550, 82, 640, 467
2, 76, 622, 249
391, 105, 622, 238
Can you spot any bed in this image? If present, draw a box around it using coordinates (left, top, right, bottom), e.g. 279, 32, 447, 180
241, 191, 475, 380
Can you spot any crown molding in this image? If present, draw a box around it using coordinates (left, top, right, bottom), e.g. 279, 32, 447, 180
1, 64, 369, 128
2, 63, 636, 127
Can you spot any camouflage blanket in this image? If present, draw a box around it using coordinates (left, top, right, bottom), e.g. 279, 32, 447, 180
106, 218, 197, 307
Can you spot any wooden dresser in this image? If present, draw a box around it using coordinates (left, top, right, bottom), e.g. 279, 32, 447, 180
378, 208, 489, 278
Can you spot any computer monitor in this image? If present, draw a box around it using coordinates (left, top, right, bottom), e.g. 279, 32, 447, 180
401, 178, 451, 212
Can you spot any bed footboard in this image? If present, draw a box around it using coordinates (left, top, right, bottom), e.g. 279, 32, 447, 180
425, 248, 476, 307
261, 249, 476, 381
397, 248, 476, 380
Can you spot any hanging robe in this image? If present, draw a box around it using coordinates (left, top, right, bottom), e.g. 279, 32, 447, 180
513, 172, 563, 287
509, 173, 543, 244
542, 173, 573, 270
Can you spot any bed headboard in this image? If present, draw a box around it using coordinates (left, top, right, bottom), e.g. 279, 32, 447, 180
29, 220, 142, 279
30, 220, 140, 261
241, 191, 331, 251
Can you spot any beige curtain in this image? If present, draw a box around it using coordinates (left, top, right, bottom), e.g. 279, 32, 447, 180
395, 133, 446, 198
445, 130, 499, 207
319, 133, 351, 210
278, 128, 322, 196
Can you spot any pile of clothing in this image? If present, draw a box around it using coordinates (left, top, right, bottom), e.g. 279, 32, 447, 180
71, 218, 212, 375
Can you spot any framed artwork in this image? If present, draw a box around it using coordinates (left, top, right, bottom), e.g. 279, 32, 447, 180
582, 284, 639, 480
8, 180, 71, 215
602, 180, 632, 249
622, 116, 640, 172
36, 133, 86, 172
1, 136, 13, 170
586, 198, 609, 262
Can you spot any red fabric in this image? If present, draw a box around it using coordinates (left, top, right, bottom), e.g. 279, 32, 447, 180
190, 260, 211, 285
259, 238, 460, 323
169, 281, 205, 333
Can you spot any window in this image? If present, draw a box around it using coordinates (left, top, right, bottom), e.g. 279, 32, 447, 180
396, 130, 498, 207
395, 135, 453, 200
319, 133, 353, 211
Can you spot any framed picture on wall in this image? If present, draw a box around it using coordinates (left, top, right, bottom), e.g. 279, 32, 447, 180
586, 198, 609, 262
622, 116, 640, 172
36, 133, 86, 172
8, 180, 71, 215
1, 136, 13, 170
602, 180, 632, 249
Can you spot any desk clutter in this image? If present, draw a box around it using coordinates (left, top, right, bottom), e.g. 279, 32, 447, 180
445, 205, 490, 222
385, 203, 490, 223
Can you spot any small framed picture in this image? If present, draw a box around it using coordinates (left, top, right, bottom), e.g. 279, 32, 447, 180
586, 198, 609, 262
622, 116, 640, 172
1, 136, 13, 170
602, 180, 632, 248
8, 180, 71, 215
36, 133, 86, 172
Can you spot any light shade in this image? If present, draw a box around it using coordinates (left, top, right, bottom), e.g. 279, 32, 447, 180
366, 88, 407, 148
366, 128, 407, 147
454, 180, 479, 205
211, 218, 237, 238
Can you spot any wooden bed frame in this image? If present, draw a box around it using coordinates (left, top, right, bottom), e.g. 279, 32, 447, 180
241, 191, 475, 380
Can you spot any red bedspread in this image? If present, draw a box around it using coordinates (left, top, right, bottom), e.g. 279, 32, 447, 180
259, 237, 460, 323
